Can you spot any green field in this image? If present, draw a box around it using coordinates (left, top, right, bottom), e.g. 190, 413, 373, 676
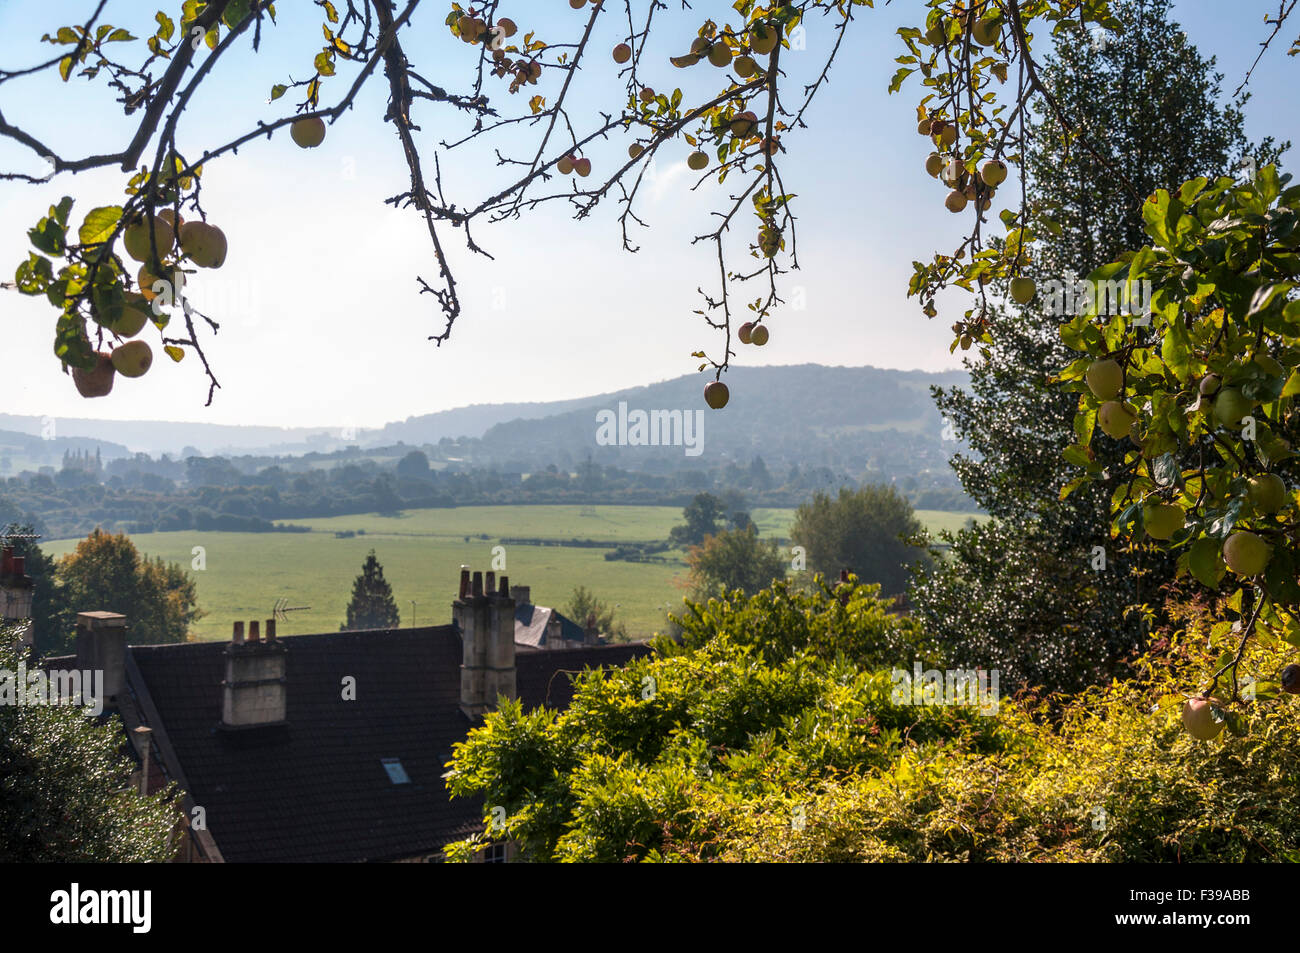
44, 505, 980, 642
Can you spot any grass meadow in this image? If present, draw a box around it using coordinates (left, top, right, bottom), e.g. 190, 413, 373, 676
44, 505, 979, 641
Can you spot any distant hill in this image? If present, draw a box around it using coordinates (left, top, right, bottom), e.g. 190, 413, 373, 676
0, 428, 132, 475
0, 365, 970, 472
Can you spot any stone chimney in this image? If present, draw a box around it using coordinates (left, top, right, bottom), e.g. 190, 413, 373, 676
545, 613, 563, 648
455, 569, 516, 719
220, 619, 287, 729
584, 612, 600, 646
74, 611, 127, 708
509, 585, 531, 606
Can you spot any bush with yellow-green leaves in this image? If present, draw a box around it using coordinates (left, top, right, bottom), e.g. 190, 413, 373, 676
445, 581, 1300, 863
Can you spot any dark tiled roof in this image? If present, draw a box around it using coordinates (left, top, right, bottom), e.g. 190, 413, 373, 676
128, 626, 651, 863
514, 603, 585, 647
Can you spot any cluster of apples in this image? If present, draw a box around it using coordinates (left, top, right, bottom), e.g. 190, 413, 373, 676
1184, 661, 1300, 739
921, 4, 1005, 51
1086, 355, 1290, 578
738, 321, 769, 346
670, 19, 778, 74
556, 153, 592, 177
921, 118, 1006, 217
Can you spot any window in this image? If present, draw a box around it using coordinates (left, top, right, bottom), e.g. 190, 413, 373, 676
380, 758, 410, 784
483, 843, 507, 864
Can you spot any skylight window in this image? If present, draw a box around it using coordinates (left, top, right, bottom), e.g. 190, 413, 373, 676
381, 758, 410, 784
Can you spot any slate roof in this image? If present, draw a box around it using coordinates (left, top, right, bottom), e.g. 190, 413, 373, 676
121, 625, 649, 863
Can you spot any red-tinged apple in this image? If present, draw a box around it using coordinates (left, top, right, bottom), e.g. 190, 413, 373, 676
556, 155, 575, 175
612, 43, 631, 63
1223, 531, 1271, 576
945, 190, 968, 212
1181, 697, 1225, 740
1282, 664, 1300, 694
574, 157, 592, 177
72, 352, 115, 398
738, 322, 754, 344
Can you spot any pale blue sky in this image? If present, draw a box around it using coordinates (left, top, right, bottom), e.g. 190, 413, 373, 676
1, 1, 1295, 430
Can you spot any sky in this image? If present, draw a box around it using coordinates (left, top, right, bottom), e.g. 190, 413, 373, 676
0, 0, 1297, 431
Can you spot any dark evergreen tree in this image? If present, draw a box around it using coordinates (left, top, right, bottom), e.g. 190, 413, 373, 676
911, 0, 1287, 692
341, 549, 401, 631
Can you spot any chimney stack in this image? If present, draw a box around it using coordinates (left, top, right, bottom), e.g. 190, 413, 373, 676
74, 612, 128, 708
584, 612, 600, 646
220, 619, 286, 730
455, 567, 517, 719
509, 585, 531, 606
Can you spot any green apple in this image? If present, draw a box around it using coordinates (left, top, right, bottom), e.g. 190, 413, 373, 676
1199, 373, 1221, 396
112, 293, 152, 338
970, 16, 1000, 46
1253, 354, 1284, 377
1213, 387, 1253, 429
979, 158, 1007, 187
750, 325, 769, 346
111, 340, 153, 378
1097, 400, 1137, 439
1143, 503, 1184, 540
179, 221, 227, 269
290, 116, 326, 148
1181, 697, 1225, 740
1248, 473, 1288, 514
1223, 530, 1271, 576
687, 151, 709, 171
925, 153, 943, 178
704, 381, 730, 409
708, 43, 733, 68
1086, 358, 1124, 400
734, 55, 758, 78
1009, 276, 1036, 304
123, 217, 174, 264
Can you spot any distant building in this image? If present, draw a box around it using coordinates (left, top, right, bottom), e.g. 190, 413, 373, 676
42, 568, 650, 862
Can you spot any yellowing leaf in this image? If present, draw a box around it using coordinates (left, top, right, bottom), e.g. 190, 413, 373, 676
164, 345, 185, 362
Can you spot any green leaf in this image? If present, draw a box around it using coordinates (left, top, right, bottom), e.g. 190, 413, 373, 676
1223, 708, 1248, 738
1188, 537, 1226, 589
15, 254, 53, 295
58, 56, 74, 81
270, 83, 287, 100
156, 11, 175, 41
77, 205, 123, 246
